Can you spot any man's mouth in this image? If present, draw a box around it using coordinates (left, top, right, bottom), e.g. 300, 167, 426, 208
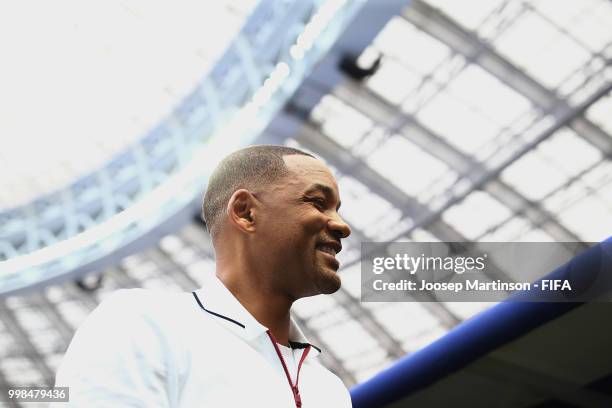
316, 245, 337, 257
315, 242, 342, 269
316, 240, 342, 255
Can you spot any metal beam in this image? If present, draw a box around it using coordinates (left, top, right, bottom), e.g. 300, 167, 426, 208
0, 302, 55, 385
107, 265, 142, 289
330, 80, 584, 244
290, 79, 612, 283
395, 81, 612, 238
178, 223, 216, 260
147, 247, 206, 291
65, 284, 100, 313
30, 293, 76, 351
404, 0, 612, 158
476, 157, 607, 242
0, 367, 20, 408
0, 323, 21, 406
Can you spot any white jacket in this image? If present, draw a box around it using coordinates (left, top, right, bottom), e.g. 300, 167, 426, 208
55, 273, 352, 407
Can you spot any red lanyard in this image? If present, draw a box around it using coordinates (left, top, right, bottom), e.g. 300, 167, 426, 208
266, 330, 311, 408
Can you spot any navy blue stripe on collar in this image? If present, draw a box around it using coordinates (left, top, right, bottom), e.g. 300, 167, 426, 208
192, 292, 245, 329
290, 340, 322, 354
192, 291, 322, 353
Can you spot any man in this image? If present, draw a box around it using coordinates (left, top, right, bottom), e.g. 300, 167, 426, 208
56, 145, 353, 407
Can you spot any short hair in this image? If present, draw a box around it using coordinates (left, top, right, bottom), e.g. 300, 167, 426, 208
202, 145, 314, 239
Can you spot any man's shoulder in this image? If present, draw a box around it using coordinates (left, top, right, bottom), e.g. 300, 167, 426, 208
99, 288, 191, 312
64, 288, 208, 362
103, 287, 189, 304
88, 288, 197, 331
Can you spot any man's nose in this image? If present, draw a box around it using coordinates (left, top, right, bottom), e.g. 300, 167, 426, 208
328, 216, 351, 239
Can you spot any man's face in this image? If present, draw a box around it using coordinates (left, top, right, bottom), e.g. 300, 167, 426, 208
254, 155, 351, 298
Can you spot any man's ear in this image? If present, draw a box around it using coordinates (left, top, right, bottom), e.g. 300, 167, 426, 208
226, 189, 258, 233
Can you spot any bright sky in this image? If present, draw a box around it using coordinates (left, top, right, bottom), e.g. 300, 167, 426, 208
0, 0, 255, 209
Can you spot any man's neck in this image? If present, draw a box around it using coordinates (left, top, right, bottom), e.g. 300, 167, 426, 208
216, 271, 293, 346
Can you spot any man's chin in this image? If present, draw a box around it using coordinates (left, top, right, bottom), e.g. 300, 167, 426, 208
315, 270, 342, 295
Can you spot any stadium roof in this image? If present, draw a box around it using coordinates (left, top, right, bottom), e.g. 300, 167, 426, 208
0, 0, 610, 393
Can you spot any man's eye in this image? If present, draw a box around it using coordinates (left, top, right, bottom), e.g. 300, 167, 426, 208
310, 198, 326, 209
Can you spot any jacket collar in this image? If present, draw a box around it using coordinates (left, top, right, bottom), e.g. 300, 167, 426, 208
192, 273, 321, 355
